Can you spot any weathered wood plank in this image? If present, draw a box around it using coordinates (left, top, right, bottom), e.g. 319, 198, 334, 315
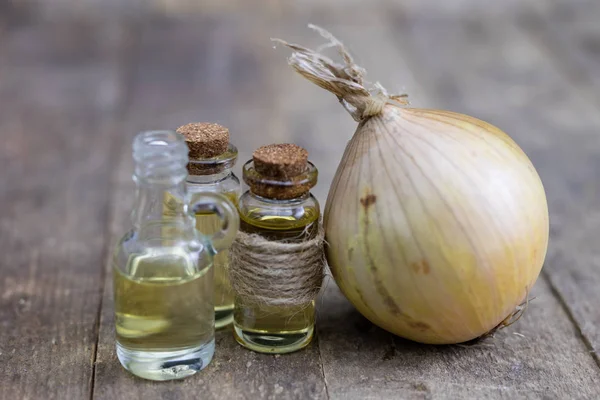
298, 10, 600, 400
0, 20, 129, 399
92, 17, 327, 400
515, 0, 600, 363
320, 281, 594, 399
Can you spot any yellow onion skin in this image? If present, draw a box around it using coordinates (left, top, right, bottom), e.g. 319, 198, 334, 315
324, 105, 549, 344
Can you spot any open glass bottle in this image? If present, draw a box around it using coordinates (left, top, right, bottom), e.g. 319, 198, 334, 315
113, 130, 238, 381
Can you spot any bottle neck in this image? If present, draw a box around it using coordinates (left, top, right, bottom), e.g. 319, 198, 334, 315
247, 190, 310, 204
130, 130, 191, 232
187, 169, 232, 184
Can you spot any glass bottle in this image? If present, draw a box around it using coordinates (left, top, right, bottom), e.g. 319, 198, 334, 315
233, 144, 322, 354
174, 122, 240, 329
113, 130, 238, 381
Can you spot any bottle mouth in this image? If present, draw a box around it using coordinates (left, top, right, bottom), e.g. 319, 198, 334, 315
187, 143, 238, 176
133, 130, 189, 183
242, 160, 318, 200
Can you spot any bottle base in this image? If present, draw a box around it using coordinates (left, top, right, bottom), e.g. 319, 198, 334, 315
116, 339, 215, 381
233, 324, 314, 354
215, 306, 234, 330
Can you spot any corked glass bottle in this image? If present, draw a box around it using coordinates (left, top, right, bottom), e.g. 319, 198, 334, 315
230, 144, 325, 354
113, 130, 238, 381
172, 122, 241, 329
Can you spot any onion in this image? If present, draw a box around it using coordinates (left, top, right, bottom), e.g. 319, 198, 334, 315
275, 26, 549, 344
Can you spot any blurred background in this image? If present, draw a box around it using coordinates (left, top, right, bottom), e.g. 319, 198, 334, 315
5, 0, 599, 203
2, 0, 600, 398
2, 0, 599, 203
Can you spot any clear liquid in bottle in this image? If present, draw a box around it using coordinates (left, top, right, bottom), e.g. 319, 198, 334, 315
114, 247, 214, 381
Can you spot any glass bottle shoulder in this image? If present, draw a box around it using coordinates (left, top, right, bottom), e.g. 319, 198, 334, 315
113, 221, 213, 279
238, 192, 320, 232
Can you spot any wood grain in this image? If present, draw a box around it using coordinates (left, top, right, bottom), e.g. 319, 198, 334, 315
319, 281, 597, 399
0, 20, 129, 399
516, 0, 600, 364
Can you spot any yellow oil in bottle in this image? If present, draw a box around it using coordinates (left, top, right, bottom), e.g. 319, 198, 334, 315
163, 191, 237, 329
191, 191, 238, 329
114, 247, 214, 380
233, 205, 319, 353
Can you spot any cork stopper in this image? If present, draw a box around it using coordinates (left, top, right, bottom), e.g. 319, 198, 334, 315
176, 122, 229, 159
246, 144, 315, 200
253, 144, 308, 179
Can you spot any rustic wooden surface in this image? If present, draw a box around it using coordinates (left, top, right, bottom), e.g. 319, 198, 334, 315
1, 1, 600, 399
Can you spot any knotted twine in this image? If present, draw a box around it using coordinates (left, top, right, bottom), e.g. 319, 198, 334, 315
229, 224, 326, 307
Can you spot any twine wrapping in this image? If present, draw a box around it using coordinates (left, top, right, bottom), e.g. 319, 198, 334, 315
229, 224, 326, 307
272, 24, 409, 122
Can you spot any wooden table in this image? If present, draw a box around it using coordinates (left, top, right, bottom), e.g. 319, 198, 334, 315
2, 1, 600, 398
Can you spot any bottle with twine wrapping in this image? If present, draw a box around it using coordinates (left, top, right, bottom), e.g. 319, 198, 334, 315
171, 122, 241, 329
231, 144, 325, 354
